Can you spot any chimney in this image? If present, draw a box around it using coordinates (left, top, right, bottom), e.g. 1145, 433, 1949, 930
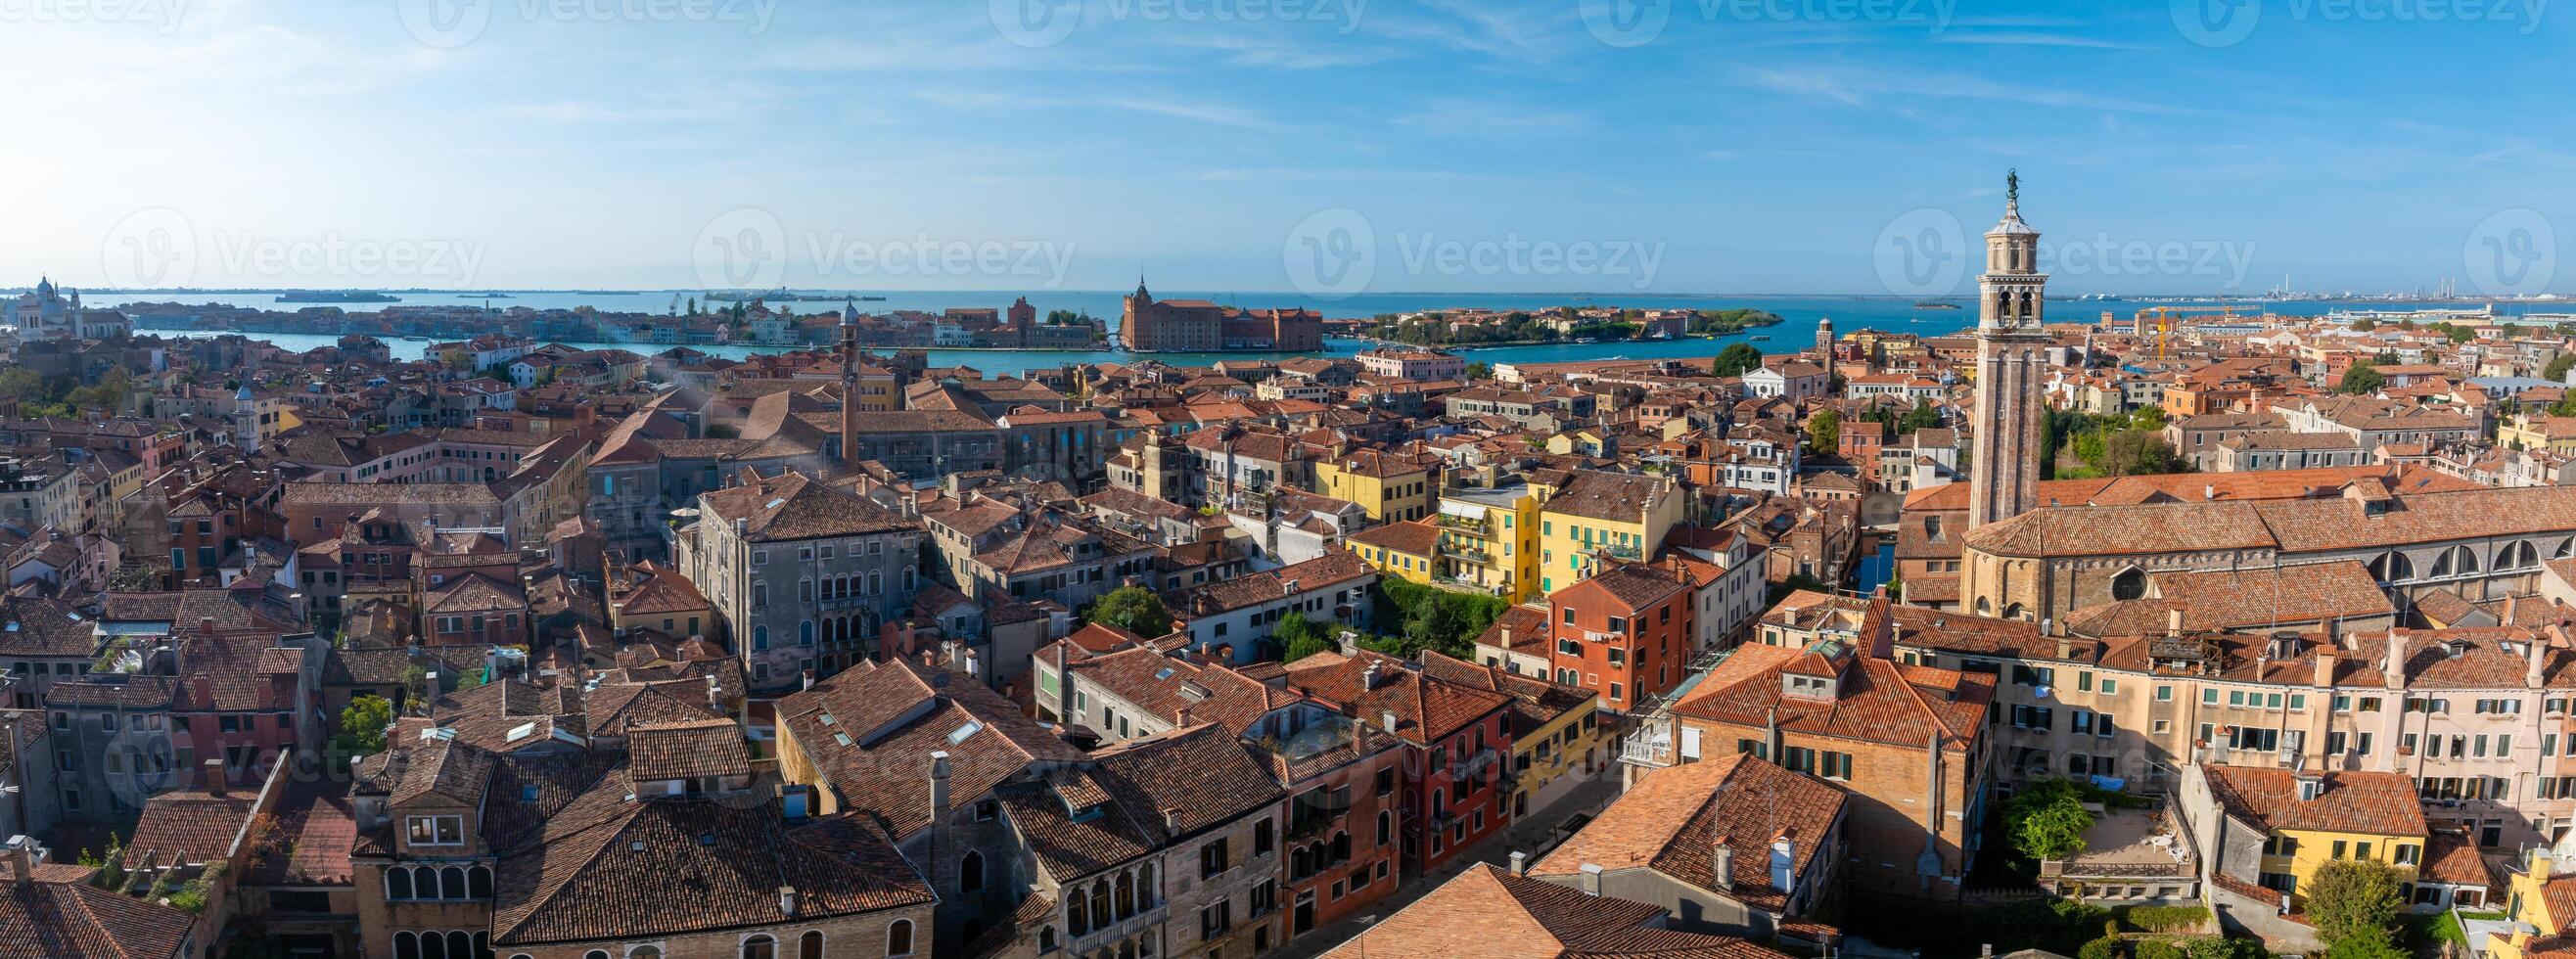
1361, 660, 1382, 690
928, 752, 952, 825
1578, 862, 1603, 895
1508, 850, 1529, 877
706, 673, 722, 711
778, 886, 800, 919
2166, 607, 2185, 638
199, 616, 217, 636
2313, 650, 2336, 689
1164, 808, 1184, 831
2385, 631, 2409, 690
1381, 710, 1399, 735
5, 836, 32, 890
1056, 643, 1075, 723
203, 758, 226, 797
1711, 837, 1734, 890
1770, 834, 1795, 890
2529, 625, 2551, 689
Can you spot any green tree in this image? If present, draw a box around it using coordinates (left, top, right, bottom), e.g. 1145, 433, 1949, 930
1284, 632, 1335, 662
1087, 586, 1173, 639
2546, 353, 2576, 383
1806, 408, 1841, 452
2307, 859, 2406, 947
1464, 361, 1494, 382
331, 695, 393, 756
2078, 937, 2121, 959
2002, 778, 2093, 861
1711, 342, 1764, 377
2349, 318, 2376, 332
2339, 360, 2385, 395
2130, 405, 2169, 432
2102, 430, 2185, 477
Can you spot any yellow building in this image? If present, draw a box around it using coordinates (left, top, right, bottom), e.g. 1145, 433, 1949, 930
1420, 650, 1614, 821
2499, 414, 2576, 457
2491, 849, 2576, 959
1534, 470, 1683, 596
605, 560, 715, 638
1315, 449, 1433, 522
2191, 764, 2425, 909
850, 364, 900, 412
1348, 519, 1440, 586
1432, 481, 1541, 602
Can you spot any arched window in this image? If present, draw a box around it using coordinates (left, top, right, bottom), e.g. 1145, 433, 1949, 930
1039, 927, 1058, 952
1331, 831, 1351, 864
2002, 603, 2025, 620
420, 932, 447, 959
1115, 870, 1135, 919
754, 624, 770, 650
888, 919, 916, 957
2505, 541, 2540, 570
445, 932, 474, 959
801, 620, 815, 647
477, 931, 488, 959
585, 952, 610, 959
2369, 551, 2415, 582
1070, 887, 1091, 936
632, 947, 664, 959
2110, 568, 2146, 602
801, 932, 824, 959
961, 850, 986, 893
1135, 862, 1153, 904
1119, 941, 1136, 959
1377, 810, 1393, 846
743, 935, 777, 959
2557, 537, 2575, 560
2457, 545, 2482, 574
1975, 597, 1993, 615
388, 867, 414, 900
395, 933, 421, 959
470, 865, 492, 899
1089, 878, 1109, 927
1289, 846, 1310, 880
441, 866, 468, 899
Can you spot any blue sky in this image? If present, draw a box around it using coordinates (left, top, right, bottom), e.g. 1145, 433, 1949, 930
9, 0, 2573, 297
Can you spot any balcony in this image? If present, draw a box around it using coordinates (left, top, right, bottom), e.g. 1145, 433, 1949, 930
2039, 802, 2200, 890
1434, 512, 1492, 534
1620, 722, 1677, 768
1438, 542, 1490, 565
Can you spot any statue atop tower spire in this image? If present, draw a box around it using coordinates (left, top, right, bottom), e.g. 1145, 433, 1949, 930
2006, 168, 2018, 205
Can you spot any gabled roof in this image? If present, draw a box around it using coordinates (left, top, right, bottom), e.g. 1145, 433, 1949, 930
1323, 862, 1790, 959
1531, 753, 1842, 912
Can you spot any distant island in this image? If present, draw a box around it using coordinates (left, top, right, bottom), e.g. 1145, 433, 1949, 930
276, 291, 399, 303
1356, 306, 1783, 348
1913, 300, 1962, 309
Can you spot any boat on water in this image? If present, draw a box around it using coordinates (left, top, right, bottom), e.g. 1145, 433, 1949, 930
1574, 338, 1598, 344
858, 296, 887, 301
1748, 335, 1771, 342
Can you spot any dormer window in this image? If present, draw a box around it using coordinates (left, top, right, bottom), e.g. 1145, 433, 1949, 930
406, 814, 463, 846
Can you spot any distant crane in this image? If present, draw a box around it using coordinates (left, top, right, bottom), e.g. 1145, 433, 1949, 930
2134, 303, 2258, 361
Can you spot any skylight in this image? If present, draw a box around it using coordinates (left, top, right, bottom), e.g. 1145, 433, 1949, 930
506, 722, 537, 743
948, 720, 984, 745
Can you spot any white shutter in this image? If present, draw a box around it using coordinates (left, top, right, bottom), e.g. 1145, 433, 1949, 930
1679, 726, 1703, 760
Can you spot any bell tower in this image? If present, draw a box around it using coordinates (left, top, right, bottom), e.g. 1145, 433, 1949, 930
1967, 170, 2048, 529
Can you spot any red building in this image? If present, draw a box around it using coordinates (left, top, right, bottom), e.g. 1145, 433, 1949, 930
1285, 650, 1513, 879
1120, 280, 1322, 352
1543, 562, 1696, 711
168, 631, 311, 785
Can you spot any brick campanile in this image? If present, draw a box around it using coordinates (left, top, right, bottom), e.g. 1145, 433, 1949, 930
1967, 170, 2048, 529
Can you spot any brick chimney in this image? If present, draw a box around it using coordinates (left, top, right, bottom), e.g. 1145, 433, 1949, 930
204, 758, 227, 797
5, 836, 33, 890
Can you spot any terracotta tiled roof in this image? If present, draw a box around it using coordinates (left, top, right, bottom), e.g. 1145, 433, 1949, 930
625, 718, 750, 782
1530, 753, 1843, 912
124, 782, 256, 869
1323, 862, 1791, 959
2199, 764, 2426, 838
0, 869, 196, 959
1285, 649, 1512, 747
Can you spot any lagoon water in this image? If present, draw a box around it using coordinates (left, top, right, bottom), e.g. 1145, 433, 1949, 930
69, 288, 2534, 373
